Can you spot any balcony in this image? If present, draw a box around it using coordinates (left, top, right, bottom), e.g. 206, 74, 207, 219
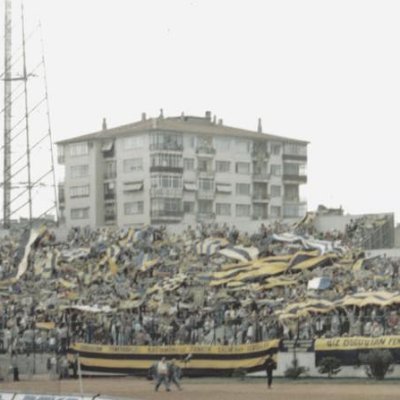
150, 165, 183, 174
197, 170, 215, 178
252, 172, 270, 181
58, 184, 65, 205
282, 174, 307, 183
283, 153, 307, 162
252, 193, 270, 203
197, 190, 215, 200
105, 213, 116, 223
150, 188, 183, 198
150, 143, 183, 152
283, 197, 307, 204
196, 147, 216, 156
104, 192, 116, 201
252, 150, 270, 159
104, 172, 117, 180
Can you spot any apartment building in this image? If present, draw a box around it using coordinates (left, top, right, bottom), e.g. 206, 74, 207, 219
57, 111, 308, 228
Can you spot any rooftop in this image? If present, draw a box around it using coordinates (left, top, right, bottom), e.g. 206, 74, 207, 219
57, 111, 309, 145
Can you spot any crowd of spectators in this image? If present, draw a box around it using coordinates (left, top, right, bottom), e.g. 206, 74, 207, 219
0, 220, 399, 357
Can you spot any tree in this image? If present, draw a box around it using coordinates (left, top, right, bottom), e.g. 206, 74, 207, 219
318, 356, 341, 378
359, 349, 394, 380
284, 358, 307, 379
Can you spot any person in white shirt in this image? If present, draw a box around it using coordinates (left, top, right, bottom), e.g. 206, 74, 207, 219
154, 357, 170, 392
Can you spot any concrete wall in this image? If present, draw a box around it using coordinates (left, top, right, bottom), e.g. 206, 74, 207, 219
249, 351, 400, 378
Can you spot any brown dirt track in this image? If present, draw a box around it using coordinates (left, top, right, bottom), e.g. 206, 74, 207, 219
2, 377, 400, 400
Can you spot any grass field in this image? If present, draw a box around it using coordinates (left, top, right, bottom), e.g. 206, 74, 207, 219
2, 377, 400, 400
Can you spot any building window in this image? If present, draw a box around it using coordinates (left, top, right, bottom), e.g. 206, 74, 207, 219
235, 162, 250, 174
198, 200, 213, 214
198, 158, 212, 172
284, 184, 299, 201
235, 139, 251, 153
104, 204, 116, 221
270, 164, 281, 176
270, 185, 281, 198
70, 185, 89, 198
185, 136, 196, 149
57, 145, 65, 162
69, 142, 88, 157
124, 158, 143, 172
198, 178, 214, 191
184, 201, 195, 213
151, 198, 182, 215
71, 207, 89, 220
183, 158, 194, 170
236, 183, 250, 196
270, 206, 281, 218
151, 154, 182, 168
216, 203, 231, 216
284, 143, 307, 156
283, 204, 301, 218
236, 204, 251, 217
216, 160, 230, 173
151, 175, 182, 189
124, 201, 144, 215
150, 133, 183, 150
70, 165, 88, 179
271, 144, 281, 155
124, 135, 144, 150
283, 163, 299, 175
253, 161, 268, 175
215, 138, 231, 151
104, 182, 116, 200
104, 161, 116, 179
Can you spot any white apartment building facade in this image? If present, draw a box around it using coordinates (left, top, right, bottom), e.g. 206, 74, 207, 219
57, 112, 308, 228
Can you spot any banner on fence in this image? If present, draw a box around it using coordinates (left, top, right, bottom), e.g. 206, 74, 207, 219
315, 336, 400, 365
68, 340, 280, 377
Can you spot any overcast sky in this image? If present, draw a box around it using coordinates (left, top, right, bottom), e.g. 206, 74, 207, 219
3, 0, 400, 222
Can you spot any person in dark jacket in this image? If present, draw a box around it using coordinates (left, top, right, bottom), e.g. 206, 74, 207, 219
265, 355, 277, 389
167, 359, 182, 390
11, 351, 19, 381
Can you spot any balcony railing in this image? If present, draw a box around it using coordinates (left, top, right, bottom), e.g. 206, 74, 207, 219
58, 183, 65, 204
150, 188, 183, 198
105, 214, 116, 222
283, 154, 307, 162
104, 172, 117, 180
252, 193, 270, 202
197, 190, 215, 200
252, 150, 270, 159
104, 192, 116, 201
197, 170, 215, 178
150, 143, 183, 151
150, 165, 183, 174
283, 197, 307, 204
196, 147, 216, 156
282, 174, 307, 183
252, 172, 270, 181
